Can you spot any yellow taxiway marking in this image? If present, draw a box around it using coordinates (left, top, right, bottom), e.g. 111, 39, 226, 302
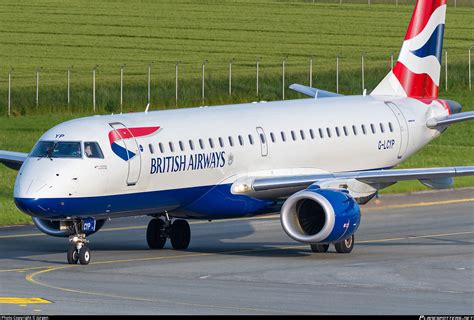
0, 297, 51, 304
1, 197, 473, 240
22, 229, 473, 313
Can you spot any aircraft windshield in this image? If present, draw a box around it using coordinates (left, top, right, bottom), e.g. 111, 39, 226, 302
30, 141, 82, 159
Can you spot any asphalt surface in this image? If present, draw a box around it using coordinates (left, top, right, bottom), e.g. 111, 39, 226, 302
0, 188, 473, 315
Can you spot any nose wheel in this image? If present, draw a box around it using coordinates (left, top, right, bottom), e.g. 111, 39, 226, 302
66, 220, 92, 265
147, 216, 191, 250
67, 234, 91, 265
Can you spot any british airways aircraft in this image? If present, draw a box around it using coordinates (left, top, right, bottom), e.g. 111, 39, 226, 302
1, 0, 473, 265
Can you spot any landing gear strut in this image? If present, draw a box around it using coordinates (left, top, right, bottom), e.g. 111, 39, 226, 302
147, 215, 191, 250
66, 221, 91, 265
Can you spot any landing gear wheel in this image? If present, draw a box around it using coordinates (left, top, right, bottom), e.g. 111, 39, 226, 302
147, 218, 167, 249
334, 234, 354, 254
310, 244, 329, 253
170, 219, 191, 250
67, 245, 79, 264
79, 246, 91, 265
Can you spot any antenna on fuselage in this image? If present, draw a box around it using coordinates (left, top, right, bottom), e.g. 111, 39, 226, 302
145, 103, 150, 114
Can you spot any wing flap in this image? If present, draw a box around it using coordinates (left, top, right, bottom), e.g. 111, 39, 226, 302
0, 150, 28, 170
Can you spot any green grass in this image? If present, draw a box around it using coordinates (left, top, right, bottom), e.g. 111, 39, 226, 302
0, 0, 473, 113
0, 0, 473, 225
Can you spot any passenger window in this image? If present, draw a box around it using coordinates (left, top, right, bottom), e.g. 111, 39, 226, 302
343, 126, 348, 136
189, 140, 195, 151
371, 123, 376, 134
309, 129, 315, 139
389, 122, 394, 132
259, 133, 265, 144
238, 135, 244, 146
169, 142, 175, 153
380, 123, 385, 133
228, 136, 234, 147
199, 139, 205, 150
209, 138, 214, 149
218, 137, 224, 148
291, 130, 297, 141
248, 134, 254, 145
361, 124, 367, 135
319, 128, 324, 138
84, 142, 104, 159
148, 144, 154, 154
326, 128, 332, 138
270, 132, 276, 143
159, 143, 164, 153
300, 130, 305, 140
281, 131, 286, 142
179, 141, 184, 152
335, 127, 340, 137
352, 125, 358, 136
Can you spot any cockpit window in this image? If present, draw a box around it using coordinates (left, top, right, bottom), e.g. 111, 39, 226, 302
30, 141, 82, 158
84, 142, 104, 159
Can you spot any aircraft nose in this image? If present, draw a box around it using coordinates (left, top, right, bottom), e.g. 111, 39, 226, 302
14, 177, 49, 198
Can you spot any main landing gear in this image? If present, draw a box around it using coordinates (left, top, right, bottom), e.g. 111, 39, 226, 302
310, 234, 355, 254
67, 221, 91, 265
147, 215, 191, 250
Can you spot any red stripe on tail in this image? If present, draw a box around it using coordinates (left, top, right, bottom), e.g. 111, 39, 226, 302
405, 0, 445, 40
392, 62, 438, 99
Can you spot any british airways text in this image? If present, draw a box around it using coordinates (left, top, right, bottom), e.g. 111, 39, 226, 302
150, 151, 226, 174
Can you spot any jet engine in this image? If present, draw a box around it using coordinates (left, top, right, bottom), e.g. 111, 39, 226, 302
32, 217, 106, 237
280, 187, 360, 244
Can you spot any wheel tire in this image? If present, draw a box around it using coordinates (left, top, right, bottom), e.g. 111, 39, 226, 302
79, 246, 91, 265
310, 244, 329, 253
147, 219, 167, 249
334, 234, 354, 254
67, 245, 79, 264
170, 220, 191, 250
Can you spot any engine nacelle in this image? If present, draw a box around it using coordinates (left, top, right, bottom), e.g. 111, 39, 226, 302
280, 187, 360, 244
32, 217, 106, 237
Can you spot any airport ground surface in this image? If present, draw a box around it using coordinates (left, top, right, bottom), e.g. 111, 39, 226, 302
0, 188, 473, 315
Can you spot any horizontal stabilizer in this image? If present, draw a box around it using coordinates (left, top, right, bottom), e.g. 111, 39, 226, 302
426, 111, 474, 128
0, 150, 28, 170
289, 84, 343, 99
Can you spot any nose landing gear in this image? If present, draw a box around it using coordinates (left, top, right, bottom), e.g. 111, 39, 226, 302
66, 221, 92, 265
67, 234, 91, 265
147, 215, 191, 250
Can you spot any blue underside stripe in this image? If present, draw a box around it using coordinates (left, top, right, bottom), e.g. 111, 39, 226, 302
15, 184, 275, 220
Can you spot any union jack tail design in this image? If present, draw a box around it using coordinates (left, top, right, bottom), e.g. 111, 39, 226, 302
371, 0, 446, 99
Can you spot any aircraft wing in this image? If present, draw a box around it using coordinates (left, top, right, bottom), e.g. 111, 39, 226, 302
0, 150, 28, 170
231, 166, 474, 198
289, 84, 343, 98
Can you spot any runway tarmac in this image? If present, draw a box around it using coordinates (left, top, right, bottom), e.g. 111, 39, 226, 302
1, 188, 473, 315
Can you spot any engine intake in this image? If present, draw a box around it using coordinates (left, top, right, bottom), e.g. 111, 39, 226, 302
280, 188, 360, 244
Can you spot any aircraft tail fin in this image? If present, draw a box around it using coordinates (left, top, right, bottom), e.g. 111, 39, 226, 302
371, 0, 446, 99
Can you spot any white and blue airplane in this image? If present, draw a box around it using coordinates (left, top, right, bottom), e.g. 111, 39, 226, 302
1, 0, 473, 265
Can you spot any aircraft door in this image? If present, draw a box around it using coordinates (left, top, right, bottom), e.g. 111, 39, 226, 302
256, 127, 268, 157
109, 122, 142, 186
385, 102, 409, 159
